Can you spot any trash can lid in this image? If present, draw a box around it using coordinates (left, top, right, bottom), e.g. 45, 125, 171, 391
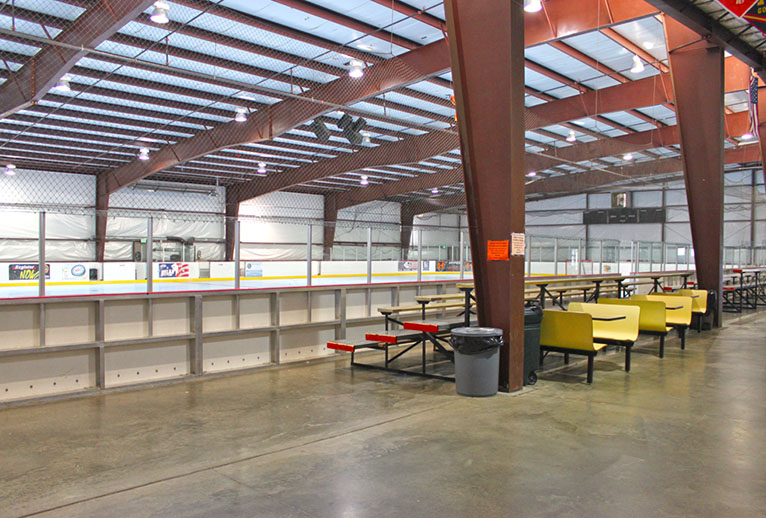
451, 327, 503, 338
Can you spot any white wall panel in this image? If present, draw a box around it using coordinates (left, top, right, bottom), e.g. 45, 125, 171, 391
633, 190, 662, 207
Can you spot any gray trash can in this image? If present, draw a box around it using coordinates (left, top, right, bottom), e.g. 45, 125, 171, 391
450, 327, 503, 397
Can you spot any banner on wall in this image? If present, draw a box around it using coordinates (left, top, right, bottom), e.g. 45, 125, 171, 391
9, 263, 50, 280
436, 261, 473, 272
62, 264, 88, 280
158, 263, 190, 278
398, 261, 431, 272
245, 262, 263, 277
717, 0, 758, 18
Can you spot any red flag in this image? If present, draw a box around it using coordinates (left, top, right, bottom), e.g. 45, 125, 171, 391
718, 0, 759, 18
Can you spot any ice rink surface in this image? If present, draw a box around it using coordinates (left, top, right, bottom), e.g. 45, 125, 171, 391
0, 273, 474, 299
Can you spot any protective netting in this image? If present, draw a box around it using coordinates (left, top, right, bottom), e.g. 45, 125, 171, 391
0, 0, 763, 277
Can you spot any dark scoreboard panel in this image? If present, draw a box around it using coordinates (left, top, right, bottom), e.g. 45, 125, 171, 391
583, 208, 665, 225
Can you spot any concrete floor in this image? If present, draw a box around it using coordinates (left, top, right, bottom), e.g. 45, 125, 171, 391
1, 311, 764, 518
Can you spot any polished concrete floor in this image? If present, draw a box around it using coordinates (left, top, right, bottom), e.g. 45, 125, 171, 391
1, 311, 764, 518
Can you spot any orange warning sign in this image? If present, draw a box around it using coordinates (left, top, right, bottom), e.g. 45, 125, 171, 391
487, 241, 510, 261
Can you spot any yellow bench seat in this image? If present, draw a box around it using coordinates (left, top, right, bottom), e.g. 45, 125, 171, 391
539, 309, 609, 384
568, 302, 639, 372
598, 297, 673, 357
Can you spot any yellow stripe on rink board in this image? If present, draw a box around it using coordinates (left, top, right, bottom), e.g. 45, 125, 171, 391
0, 271, 476, 288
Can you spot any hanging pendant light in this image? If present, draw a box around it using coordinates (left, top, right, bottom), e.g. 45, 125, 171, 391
348, 59, 365, 78
234, 107, 248, 123
4, 164, 16, 176
138, 148, 151, 161
630, 54, 645, 74
360, 175, 369, 186
150, 1, 170, 24
54, 75, 72, 92
524, 0, 543, 13
567, 129, 577, 142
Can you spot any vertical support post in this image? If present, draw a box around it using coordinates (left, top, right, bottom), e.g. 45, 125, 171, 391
146, 217, 153, 293
649, 242, 654, 272
323, 194, 338, 261
635, 241, 640, 273
366, 227, 372, 284
234, 220, 241, 290
526, 236, 532, 276
751, 170, 757, 265
224, 188, 239, 261
445, 0, 525, 392
400, 208, 416, 259
417, 229, 423, 283
95, 176, 108, 263
307, 225, 313, 287
459, 231, 465, 280
554, 238, 559, 276
578, 238, 583, 275
599, 240, 604, 274
664, 15, 724, 326
190, 295, 203, 375
38, 212, 46, 297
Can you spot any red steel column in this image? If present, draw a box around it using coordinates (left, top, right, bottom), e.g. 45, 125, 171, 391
444, 0, 526, 391
664, 16, 725, 326
95, 176, 108, 263
224, 189, 240, 262
323, 194, 338, 261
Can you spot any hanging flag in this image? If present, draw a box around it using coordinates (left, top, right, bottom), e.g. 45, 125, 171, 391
748, 71, 760, 138
718, 0, 759, 18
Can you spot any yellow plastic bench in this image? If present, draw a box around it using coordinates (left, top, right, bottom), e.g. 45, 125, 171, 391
631, 294, 693, 349
539, 310, 607, 384
672, 289, 709, 333
598, 298, 673, 357
568, 302, 639, 371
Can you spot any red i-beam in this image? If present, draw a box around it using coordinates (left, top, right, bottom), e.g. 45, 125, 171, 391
444, 0, 526, 391
664, 16, 725, 326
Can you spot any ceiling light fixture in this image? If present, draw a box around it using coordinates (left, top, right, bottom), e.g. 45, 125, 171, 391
431, 187, 439, 194
138, 148, 150, 161
566, 129, 577, 142
234, 107, 248, 123
54, 75, 72, 92
257, 162, 267, 174
623, 153, 634, 161
526, 171, 537, 177
362, 131, 371, 144
348, 59, 365, 78
643, 41, 655, 50
523, 0, 543, 13
360, 174, 369, 186
630, 54, 645, 74
4, 164, 16, 176
741, 132, 754, 140
150, 1, 170, 24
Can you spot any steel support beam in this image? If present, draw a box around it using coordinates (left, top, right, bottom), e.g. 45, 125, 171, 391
644, 0, 766, 82
101, 41, 451, 195
224, 188, 240, 262
95, 175, 108, 262
0, 0, 156, 119
445, 0, 525, 392
400, 207, 417, 260
239, 63, 753, 202
664, 16, 725, 326
323, 194, 339, 261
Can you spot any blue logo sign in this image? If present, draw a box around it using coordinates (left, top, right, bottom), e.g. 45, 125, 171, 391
70, 265, 86, 277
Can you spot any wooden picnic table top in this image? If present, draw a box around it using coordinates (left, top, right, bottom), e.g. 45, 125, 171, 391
624, 271, 694, 279
456, 275, 625, 290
